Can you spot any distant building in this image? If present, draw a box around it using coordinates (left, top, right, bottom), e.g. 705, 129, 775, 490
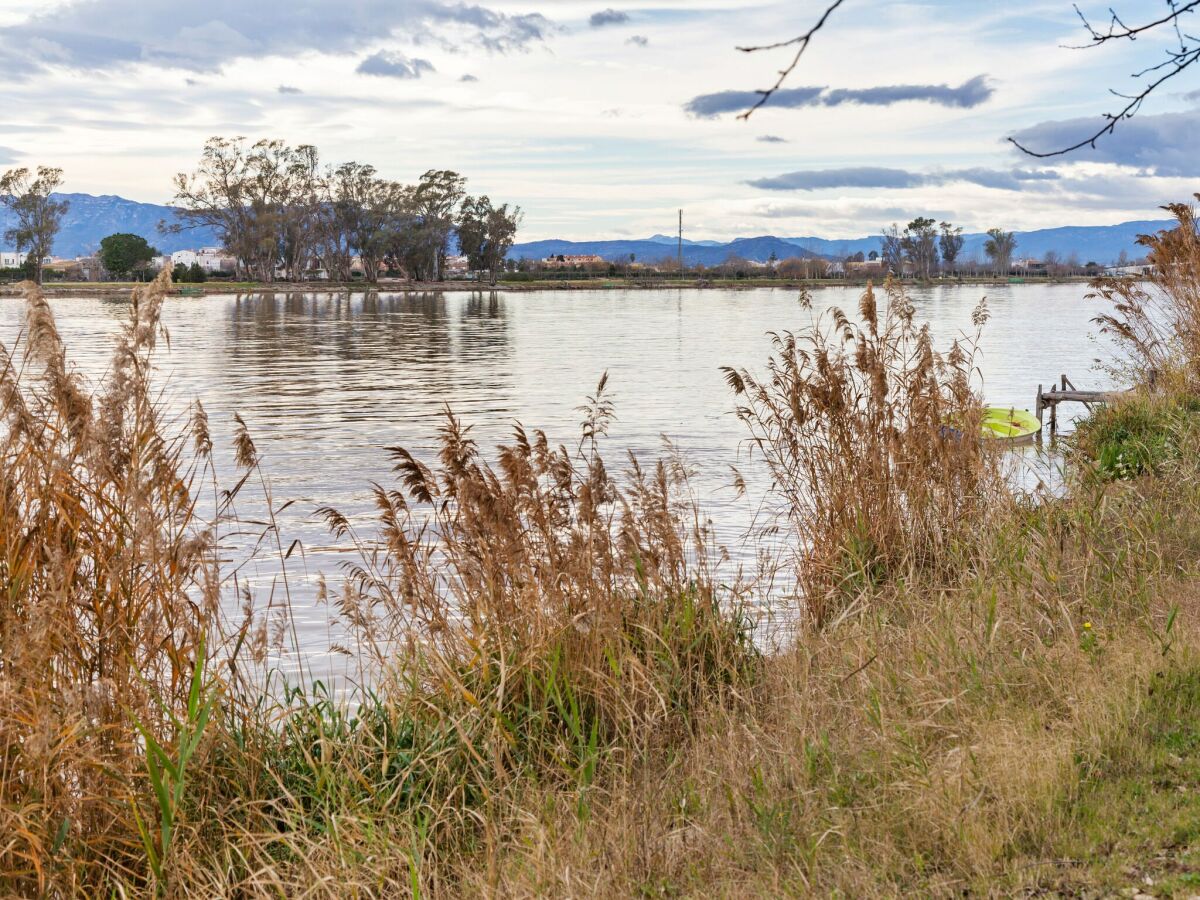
1103, 263, 1154, 277
846, 259, 886, 275
445, 255, 470, 277
541, 254, 605, 269
1, 250, 52, 270
171, 248, 236, 274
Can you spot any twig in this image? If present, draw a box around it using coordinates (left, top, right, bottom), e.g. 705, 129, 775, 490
1011, 1, 1200, 157
737, 0, 848, 119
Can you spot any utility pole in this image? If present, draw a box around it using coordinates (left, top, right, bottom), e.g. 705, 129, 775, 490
677, 209, 683, 281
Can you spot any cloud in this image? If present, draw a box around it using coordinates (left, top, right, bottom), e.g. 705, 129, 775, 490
590, 8, 629, 27
822, 75, 993, 108
684, 76, 993, 118
0, 1, 552, 77
460, 73, 479, 82
756, 135, 788, 144
747, 166, 1060, 191
356, 51, 435, 80
277, 84, 302, 94
626, 35, 648, 47
1009, 108, 1200, 176
0, 146, 20, 165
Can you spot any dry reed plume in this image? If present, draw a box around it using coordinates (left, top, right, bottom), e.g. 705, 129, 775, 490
1091, 196, 1200, 391
0, 266, 217, 893
723, 279, 999, 626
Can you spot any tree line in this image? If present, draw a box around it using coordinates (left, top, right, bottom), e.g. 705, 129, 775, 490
167, 137, 522, 285
0, 139, 522, 285
879, 218, 1017, 278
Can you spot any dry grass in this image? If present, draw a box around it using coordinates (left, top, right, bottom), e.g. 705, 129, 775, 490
5, 212, 1200, 897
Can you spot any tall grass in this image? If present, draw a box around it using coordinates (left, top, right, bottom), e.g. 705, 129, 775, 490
1090, 196, 1200, 391
722, 280, 999, 625
0, 268, 217, 892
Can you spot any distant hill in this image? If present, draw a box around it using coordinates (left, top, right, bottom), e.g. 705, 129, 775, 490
509, 236, 822, 267
0, 193, 221, 258
512, 219, 1175, 266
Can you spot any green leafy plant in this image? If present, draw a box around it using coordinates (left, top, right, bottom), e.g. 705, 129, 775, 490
129, 640, 216, 887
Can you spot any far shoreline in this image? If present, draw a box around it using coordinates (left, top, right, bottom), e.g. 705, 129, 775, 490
0, 274, 1098, 299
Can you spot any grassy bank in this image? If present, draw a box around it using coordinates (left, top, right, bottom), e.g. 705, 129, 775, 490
1, 207, 1199, 897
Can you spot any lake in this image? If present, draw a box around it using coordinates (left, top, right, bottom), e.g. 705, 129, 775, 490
0, 283, 1119, 672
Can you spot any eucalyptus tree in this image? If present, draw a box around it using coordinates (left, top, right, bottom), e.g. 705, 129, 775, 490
457, 195, 523, 284
900, 217, 938, 280
169, 137, 322, 282
0, 166, 68, 284
984, 228, 1016, 274
412, 169, 466, 280
938, 222, 964, 272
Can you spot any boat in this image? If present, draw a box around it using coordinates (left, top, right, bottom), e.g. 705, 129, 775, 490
980, 406, 1041, 444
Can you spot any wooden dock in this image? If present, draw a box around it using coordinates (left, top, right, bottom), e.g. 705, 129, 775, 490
1035, 374, 1126, 432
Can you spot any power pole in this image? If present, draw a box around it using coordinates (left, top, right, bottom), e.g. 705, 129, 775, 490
677, 209, 683, 280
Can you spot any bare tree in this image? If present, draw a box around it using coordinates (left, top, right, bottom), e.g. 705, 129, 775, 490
881, 224, 904, 274
0, 166, 68, 284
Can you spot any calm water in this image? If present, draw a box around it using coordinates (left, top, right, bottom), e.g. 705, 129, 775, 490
0, 284, 1118, 671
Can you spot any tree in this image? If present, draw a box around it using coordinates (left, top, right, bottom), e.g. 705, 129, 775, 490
411, 169, 466, 281
187, 262, 207, 283
938, 222, 964, 271
900, 217, 938, 279
880, 224, 904, 274
172, 262, 189, 282
983, 228, 1016, 274
99, 233, 158, 280
458, 195, 498, 282
168, 137, 323, 283
0, 166, 68, 284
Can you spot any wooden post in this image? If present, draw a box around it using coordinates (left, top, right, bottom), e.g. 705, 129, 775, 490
1036, 384, 1044, 426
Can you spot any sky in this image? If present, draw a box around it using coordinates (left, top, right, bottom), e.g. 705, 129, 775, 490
0, 0, 1197, 241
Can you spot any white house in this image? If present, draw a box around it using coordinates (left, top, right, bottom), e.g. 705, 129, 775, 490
1, 250, 52, 269
171, 248, 235, 274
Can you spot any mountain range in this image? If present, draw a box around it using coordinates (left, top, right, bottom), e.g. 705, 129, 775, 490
0, 192, 1169, 266
510, 220, 1170, 267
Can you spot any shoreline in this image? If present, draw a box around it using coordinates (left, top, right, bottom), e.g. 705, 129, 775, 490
0, 275, 1096, 298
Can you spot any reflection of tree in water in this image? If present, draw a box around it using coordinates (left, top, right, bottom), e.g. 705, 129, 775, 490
458, 291, 508, 363
222, 290, 513, 412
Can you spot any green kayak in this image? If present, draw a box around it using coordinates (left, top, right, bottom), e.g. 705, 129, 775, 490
980, 406, 1041, 443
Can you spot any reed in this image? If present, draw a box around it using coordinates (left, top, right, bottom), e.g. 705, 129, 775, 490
1090, 196, 1200, 391
722, 279, 1000, 626
0, 267, 217, 893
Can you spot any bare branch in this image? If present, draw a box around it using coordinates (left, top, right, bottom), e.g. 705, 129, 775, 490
737, 0, 847, 120
1011, 2, 1200, 158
